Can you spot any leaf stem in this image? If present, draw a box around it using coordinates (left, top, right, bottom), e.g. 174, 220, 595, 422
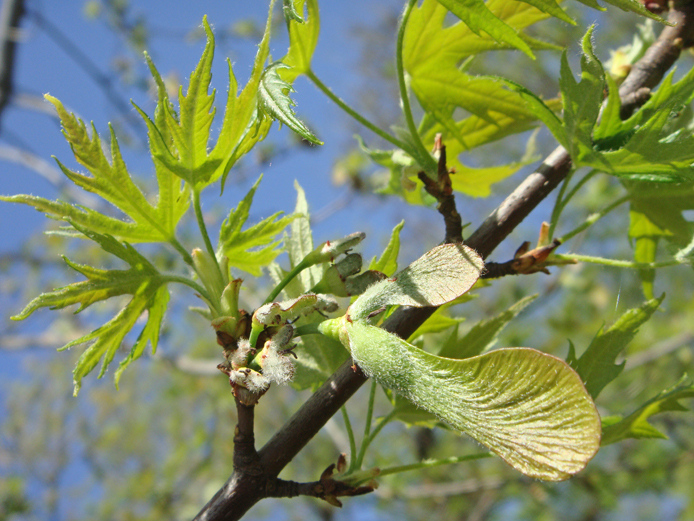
341, 407, 358, 470
347, 408, 397, 470
377, 453, 493, 478
264, 260, 308, 304
162, 274, 220, 314
169, 238, 194, 266
557, 195, 630, 244
292, 321, 322, 337
550, 169, 599, 239
306, 69, 409, 151
396, 0, 437, 174
354, 379, 378, 470
192, 187, 218, 261
548, 170, 574, 240
552, 253, 684, 269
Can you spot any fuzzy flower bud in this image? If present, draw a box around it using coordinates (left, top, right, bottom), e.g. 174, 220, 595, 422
257, 325, 296, 385
249, 293, 338, 347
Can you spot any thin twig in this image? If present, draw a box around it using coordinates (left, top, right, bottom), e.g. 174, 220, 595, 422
418, 135, 464, 244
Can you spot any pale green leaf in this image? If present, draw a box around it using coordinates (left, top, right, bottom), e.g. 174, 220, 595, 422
602, 377, 694, 445
408, 308, 464, 341
258, 61, 322, 145
628, 209, 671, 299
281, 0, 320, 81
502, 79, 567, 148
349, 243, 484, 321
217, 175, 297, 276
402, 0, 563, 196
436, 0, 534, 57
448, 159, 532, 198
408, 0, 555, 65
552, 32, 694, 182
114, 285, 170, 387
9, 95, 188, 244
420, 97, 563, 156
12, 225, 169, 394
345, 322, 601, 481
285, 181, 323, 293
210, 6, 277, 190
559, 28, 605, 163
291, 317, 349, 391
369, 220, 404, 276
439, 294, 537, 358
567, 295, 664, 399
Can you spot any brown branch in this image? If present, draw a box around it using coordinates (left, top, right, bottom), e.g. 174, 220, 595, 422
194, 4, 694, 519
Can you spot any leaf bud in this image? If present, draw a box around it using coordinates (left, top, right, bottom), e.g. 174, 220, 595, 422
303, 232, 366, 266
192, 248, 226, 313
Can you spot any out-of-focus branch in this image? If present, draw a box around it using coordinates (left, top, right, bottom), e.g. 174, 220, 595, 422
194, 3, 694, 518
0, 0, 24, 129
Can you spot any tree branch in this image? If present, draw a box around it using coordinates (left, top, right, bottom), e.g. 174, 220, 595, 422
194, 3, 694, 518
0, 0, 24, 130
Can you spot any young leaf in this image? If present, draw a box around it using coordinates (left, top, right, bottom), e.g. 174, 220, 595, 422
515, 29, 694, 183
12, 225, 169, 394
258, 62, 322, 145
628, 209, 671, 299
402, 0, 559, 196
334, 322, 601, 481
217, 175, 297, 276
407, 308, 465, 341
438, 294, 537, 358
206, 7, 275, 190
281, 0, 320, 82
0, 96, 189, 244
369, 220, 405, 277
575, 64, 694, 182
283, 0, 305, 23
285, 181, 324, 293
567, 295, 665, 399
291, 326, 350, 391
435, 0, 535, 57
132, 11, 278, 192
558, 28, 606, 164
601, 378, 694, 445
348, 243, 484, 322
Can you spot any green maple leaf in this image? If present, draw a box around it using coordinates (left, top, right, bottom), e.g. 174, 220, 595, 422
12, 225, 170, 394
509, 28, 694, 183
217, 175, 299, 276
626, 180, 694, 297
137, 13, 276, 191
567, 295, 664, 399
1, 95, 189, 245
434, 0, 664, 58
602, 377, 694, 445
281, 0, 320, 82
439, 294, 537, 358
400, 0, 560, 197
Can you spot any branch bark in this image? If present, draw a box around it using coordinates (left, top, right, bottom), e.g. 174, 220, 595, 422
194, 3, 694, 518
